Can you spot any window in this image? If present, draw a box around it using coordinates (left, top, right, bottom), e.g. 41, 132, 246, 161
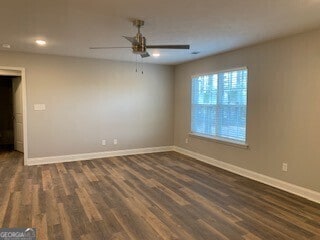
191, 68, 247, 144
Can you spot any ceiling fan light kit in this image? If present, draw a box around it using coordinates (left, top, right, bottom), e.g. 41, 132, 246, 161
90, 19, 190, 59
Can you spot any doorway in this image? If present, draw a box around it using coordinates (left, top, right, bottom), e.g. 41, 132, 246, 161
0, 67, 27, 165
0, 76, 14, 151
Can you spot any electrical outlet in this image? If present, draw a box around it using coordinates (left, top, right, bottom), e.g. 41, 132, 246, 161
282, 163, 288, 172
113, 139, 118, 145
102, 140, 106, 146
185, 138, 189, 144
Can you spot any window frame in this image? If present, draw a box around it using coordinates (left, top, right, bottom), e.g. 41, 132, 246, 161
190, 67, 249, 148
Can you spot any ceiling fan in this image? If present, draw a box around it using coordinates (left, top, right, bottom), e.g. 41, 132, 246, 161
90, 19, 190, 58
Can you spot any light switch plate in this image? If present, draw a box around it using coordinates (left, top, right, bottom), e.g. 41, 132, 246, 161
34, 104, 46, 111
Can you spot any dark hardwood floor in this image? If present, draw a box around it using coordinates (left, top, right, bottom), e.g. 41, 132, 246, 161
0, 151, 319, 240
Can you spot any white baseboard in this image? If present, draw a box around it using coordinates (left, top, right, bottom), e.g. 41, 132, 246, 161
27, 146, 174, 166
27, 144, 320, 204
173, 146, 320, 204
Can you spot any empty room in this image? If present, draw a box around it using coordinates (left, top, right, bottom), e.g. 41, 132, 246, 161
0, 0, 320, 239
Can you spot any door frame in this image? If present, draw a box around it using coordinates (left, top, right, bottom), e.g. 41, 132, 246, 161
0, 66, 28, 165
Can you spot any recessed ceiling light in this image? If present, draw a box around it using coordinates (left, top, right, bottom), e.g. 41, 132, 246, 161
35, 40, 47, 46
2, 44, 11, 49
152, 53, 160, 57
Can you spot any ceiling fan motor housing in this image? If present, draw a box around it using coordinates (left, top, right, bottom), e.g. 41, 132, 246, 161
132, 34, 146, 54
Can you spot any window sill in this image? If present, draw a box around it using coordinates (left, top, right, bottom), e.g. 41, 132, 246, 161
189, 132, 249, 149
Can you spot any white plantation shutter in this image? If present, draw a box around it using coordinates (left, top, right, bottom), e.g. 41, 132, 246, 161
191, 68, 247, 143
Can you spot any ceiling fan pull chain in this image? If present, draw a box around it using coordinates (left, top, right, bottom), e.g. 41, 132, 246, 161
135, 55, 138, 72
141, 58, 144, 74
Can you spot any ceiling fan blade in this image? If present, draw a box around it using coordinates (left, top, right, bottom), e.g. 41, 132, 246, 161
123, 36, 138, 44
146, 45, 190, 49
90, 47, 131, 49
140, 52, 150, 58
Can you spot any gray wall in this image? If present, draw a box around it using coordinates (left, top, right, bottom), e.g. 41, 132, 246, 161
174, 29, 320, 192
0, 52, 174, 158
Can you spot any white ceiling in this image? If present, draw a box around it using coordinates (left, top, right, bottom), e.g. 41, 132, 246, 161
1, 0, 320, 65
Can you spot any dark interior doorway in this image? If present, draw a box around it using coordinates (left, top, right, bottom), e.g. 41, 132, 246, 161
0, 76, 14, 151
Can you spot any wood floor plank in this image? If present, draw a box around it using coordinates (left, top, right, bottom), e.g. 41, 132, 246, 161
243, 233, 262, 240
31, 184, 40, 223
197, 219, 229, 240
125, 196, 179, 240
42, 169, 53, 191
58, 172, 71, 196
45, 189, 60, 226
0, 151, 319, 239
56, 163, 68, 174
0, 189, 11, 226
180, 187, 242, 223
33, 213, 48, 240
21, 179, 32, 205
8, 191, 21, 227
0, 163, 23, 227
57, 203, 74, 240
75, 187, 103, 222
81, 165, 99, 182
